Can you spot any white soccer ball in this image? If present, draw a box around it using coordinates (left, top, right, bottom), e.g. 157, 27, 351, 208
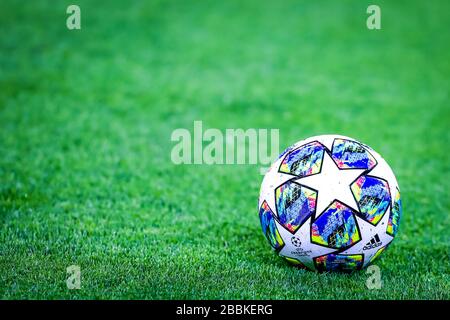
258, 134, 402, 272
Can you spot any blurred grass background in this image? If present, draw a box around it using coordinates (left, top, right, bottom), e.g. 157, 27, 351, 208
0, 0, 449, 299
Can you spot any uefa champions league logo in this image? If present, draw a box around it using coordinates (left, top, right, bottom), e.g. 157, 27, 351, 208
291, 237, 302, 247
290, 237, 313, 257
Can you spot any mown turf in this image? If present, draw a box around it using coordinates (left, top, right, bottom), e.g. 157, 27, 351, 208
0, 0, 449, 299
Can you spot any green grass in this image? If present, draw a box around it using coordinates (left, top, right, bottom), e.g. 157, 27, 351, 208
0, 0, 449, 299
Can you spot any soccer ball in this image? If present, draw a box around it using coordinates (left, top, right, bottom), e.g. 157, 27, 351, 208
258, 134, 402, 272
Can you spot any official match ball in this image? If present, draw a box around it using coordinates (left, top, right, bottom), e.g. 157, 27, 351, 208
258, 135, 402, 272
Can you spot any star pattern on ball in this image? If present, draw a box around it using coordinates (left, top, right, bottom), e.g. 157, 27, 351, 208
339, 207, 394, 267
293, 151, 365, 217
367, 152, 399, 203
275, 217, 336, 270
258, 158, 295, 215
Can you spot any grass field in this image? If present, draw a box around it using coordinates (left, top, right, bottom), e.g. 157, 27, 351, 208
0, 0, 449, 299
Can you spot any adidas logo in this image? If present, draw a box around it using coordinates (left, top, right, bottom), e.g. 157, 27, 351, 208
363, 234, 382, 250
